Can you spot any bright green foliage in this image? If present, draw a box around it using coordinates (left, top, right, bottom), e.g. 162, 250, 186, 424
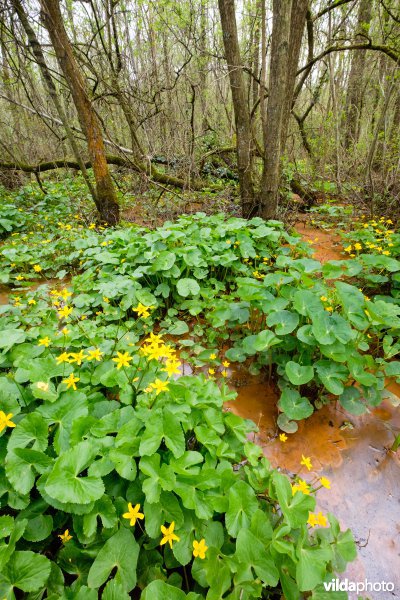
0, 184, 378, 597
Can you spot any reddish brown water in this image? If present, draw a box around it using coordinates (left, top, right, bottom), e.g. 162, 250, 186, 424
226, 369, 400, 599
294, 222, 343, 262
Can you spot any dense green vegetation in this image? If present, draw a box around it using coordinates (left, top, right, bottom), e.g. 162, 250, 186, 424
0, 181, 368, 598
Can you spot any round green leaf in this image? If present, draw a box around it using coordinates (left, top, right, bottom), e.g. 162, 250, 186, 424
176, 278, 200, 297
285, 361, 314, 385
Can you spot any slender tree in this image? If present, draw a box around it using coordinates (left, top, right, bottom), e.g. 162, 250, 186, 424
40, 0, 120, 224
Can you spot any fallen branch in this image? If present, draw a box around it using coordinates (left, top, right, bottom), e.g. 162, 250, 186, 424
0, 156, 208, 191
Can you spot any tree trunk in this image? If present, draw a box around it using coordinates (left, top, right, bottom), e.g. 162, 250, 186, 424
344, 0, 372, 149
11, 0, 97, 203
280, 0, 308, 153
218, 0, 256, 217
39, 0, 119, 225
259, 0, 293, 218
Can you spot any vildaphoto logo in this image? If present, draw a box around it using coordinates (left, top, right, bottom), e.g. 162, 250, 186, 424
323, 578, 395, 594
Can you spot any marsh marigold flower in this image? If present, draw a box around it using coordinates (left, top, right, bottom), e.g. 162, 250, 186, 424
193, 538, 208, 559
62, 373, 80, 391
160, 522, 180, 549
279, 433, 288, 442
0, 411, 16, 433
112, 351, 133, 369
122, 503, 144, 526
149, 379, 169, 395
38, 336, 51, 348
300, 455, 312, 471
58, 529, 72, 543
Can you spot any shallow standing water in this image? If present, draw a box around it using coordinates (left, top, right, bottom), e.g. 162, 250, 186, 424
226, 369, 400, 599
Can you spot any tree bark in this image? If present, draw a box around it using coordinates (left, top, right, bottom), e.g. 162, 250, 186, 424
39, 0, 119, 225
344, 0, 373, 148
259, 0, 293, 218
11, 0, 97, 203
218, 0, 256, 217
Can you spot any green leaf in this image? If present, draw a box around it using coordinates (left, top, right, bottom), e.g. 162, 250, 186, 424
139, 412, 164, 456
23, 515, 53, 542
278, 388, 313, 420
339, 387, 366, 415
142, 580, 188, 600
266, 310, 299, 335
272, 472, 315, 528
311, 312, 336, 345
140, 455, 175, 503
1, 550, 51, 592
167, 320, 189, 335
163, 409, 185, 458
45, 440, 105, 504
109, 446, 137, 481
152, 251, 176, 271
225, 481, 258, 537
7, 412, 48, 452
87, 528, 139, 591
235, 529, 279, 586
277, 413, 298, 433
285, 361, 314, 385
176, 278, 200, 297
0, 329, 26, 352
102, 579, 131, 600
296, 545, 332, 591
315, 361, 348, 395
5, 448, 52, 495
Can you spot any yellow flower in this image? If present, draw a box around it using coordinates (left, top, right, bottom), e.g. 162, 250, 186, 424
208, 368, 215, 375
222, 360, 230, 368
68, 350, 86, 365
160, 522, 180, 549
133, 303, 153, 318
162, 360, 181, 377
60, 288, 72, 300
89, 223, 96, 230
325, 306, 333, 312
103, 296, 109, 303
38, 336, 51, 348
344, 245, 352, 253
292, 479, 310, 495
122, 502, 144, 526
382, 250, 390, 256
193, 538, 208, 559
87, 348, 103, 362
61, 327, 70, 335
320, 477, 331, 489
210, 353, 217, 360
0, 411, 16, 433
300, 455, 312, 471
320, 296, 327, 302
16, 275, 24, 281
56, 352, 71, 364
62, 373, 80, 391
58, 529, 73, 543
279, 433, 288, 442
221, 370, 228, 377
33, 264, 42, 272
316, 512, 328, 527
149, 379, 169, 395
58, 305, 73, 319
307, 513, 318, 527
354, 243, 362, 251
28, 299, 36, 305
112, 351, 133, 369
